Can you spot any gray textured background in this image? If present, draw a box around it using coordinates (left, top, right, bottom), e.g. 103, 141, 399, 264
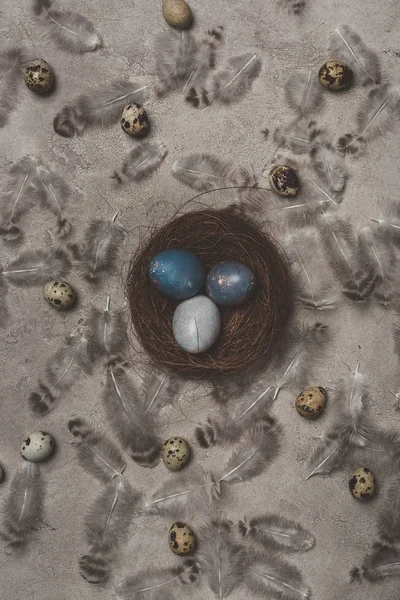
1, 0, 400, 598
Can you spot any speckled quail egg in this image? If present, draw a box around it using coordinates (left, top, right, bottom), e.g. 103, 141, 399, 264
162, 0, 193, 29
349, 467, 377, 500
162, 437, 190, 471
169, 521, 196, 555
318, 61, 353, 91
296, 386, 327, 418
24, 59, 54, 94
43, 280, 76, 310
269, 165, 300, 197
21, 432, 54, 462
120, 103, 149, 137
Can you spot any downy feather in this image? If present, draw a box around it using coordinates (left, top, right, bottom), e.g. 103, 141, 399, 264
154, 29, 196, 97
197, 517, 246, 598
142, 470, 219, 517
370, 199, 400, 246
89, 296, 127, 362
79, 476, 138, 583
33, 162, 72, 237
272, 323, 329, 401
357, 226, 396, 306
68, 417, 126, 482
276, 0, 307, 15
111, 142, 167, 184
34, 0, 102, 53
71, 212, 126, 281
0, 155, 41, 241
265, 196, 334, 230
184, 27, 223, 108
29, 335, 92, 415
115, 559, 199, 600
244, 549, 311, 599
318, 213, 376, 301
210, 53, 262, 104
0, 45, 28, 128
283, 228, 338, 310
273, 119, 328, 154
349, 544, 400, 583
104, 362, 162, 467
172, 153, 255, 191
284, 70, 323, 118
218, 421, 282, 485
338, 84, 400, 155
1, 248, 71, 287
331, 365, 368, 446
53, 79, 148, 137
306, 424, 350, 479
0, 462, 44, 554
142, 372, 180, 415
239, 513, 315, 552
378, 479, 400, 545
310, 143, 347, 193
329, 25, 380, 87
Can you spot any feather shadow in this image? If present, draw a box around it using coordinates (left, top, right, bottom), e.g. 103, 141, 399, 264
0, 45, 28, 128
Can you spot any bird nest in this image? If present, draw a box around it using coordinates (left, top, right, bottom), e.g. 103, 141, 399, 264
128, 205, 293, 379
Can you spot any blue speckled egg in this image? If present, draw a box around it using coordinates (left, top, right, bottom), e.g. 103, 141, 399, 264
173, 295, 221, 354
149, 249, 205, 300
206, 261, 256, 307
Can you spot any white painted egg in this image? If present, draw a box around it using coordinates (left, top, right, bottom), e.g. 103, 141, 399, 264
172, 295, 221, 354
20, 431, 54, 462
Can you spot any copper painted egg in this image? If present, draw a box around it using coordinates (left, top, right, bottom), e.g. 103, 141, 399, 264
169, 521, 196, 555
349, 467, 377, 500
121, 103, 149, 137
295, 386, 327, 418
318, 61, 353, 91
162, 437, 190, 471
24, 59, 54, 94
269, 165, 300, 197
43, 280, 76, 310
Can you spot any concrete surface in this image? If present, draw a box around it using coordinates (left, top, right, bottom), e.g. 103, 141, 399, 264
1, 0, 400, 599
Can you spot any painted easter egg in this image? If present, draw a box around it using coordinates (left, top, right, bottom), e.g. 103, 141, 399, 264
318, 61, 353, 91
162, 437, 190, 471
206, 260, 256, 307
121, 103, 149, 137
24, 59, 54, 94
20, 431, 54, 462
269, 165, 300, 197
172, 295, 221, 354
169, 521, 196, 555
149, 249, 205, 300
43, 280, 76, 310
162, 0, 193, 29
295, 386, 327, 418
349, 467, 376, 500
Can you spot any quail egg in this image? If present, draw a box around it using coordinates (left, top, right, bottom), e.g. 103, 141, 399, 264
318, 61, 353, 91
296, 386, 327, 418
24, 59, 54, 94
162, 437, 190, 471
43, 280, 76, 310
162, 0, 193, 29
269, 165, 300, 197
169, 521, 196, 555
121, 103, 149, 137
21, 431, 54, 462
349, 467, 376, 500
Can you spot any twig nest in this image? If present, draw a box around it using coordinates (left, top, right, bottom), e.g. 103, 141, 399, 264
318, 61, 353, 91
269, 165, 300, 197
149, 249, 205, 300
173, 295, 221, 354
128, 207, 292, 378
20, 431, 54, 462
43, 280, 76, 310
162, 0, 193, 29
295, 386, 327, 418
121, 103, 149, 137
169, 522, 196, 555
349, 467, 377, 500
162, 437, 190, 470
24, 59, 54, 94
206, 260, 256, 307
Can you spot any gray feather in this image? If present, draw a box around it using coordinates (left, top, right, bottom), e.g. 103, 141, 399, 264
211, 53, 262, 104
329, 25, 380, 87
349, 544, 400, 583
284, 70, 323, 118
33, 162, 72, 237
239, 513, 315, 552
0, 45, 28, 128
89, 296, 128, 362
1, 248, 71, 286
155, 29, 196, 97
112, 142, 167, 184
306, 425, 350, 479
172, 153, 255, 191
